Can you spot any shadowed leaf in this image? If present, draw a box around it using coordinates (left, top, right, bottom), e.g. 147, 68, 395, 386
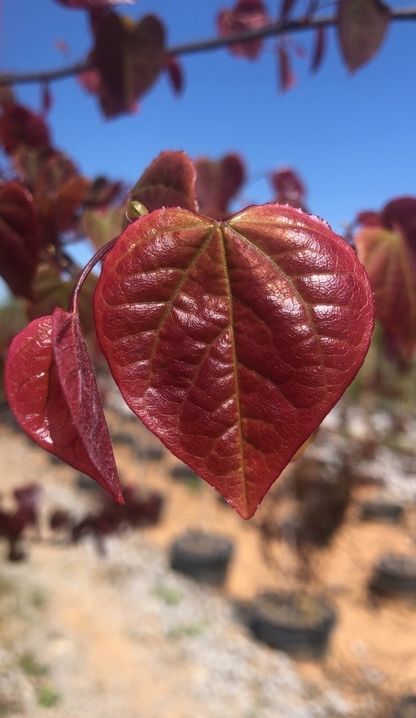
310, 27, 326, 72
355, 225, 416, 356
93, 13, 165, 117
0, 102, 50, 155
338, 0, 390, 71
165, 55, 184, 95
5, 310, 123, 503
270, 168, 306, 210
195, 154, 245, 219
381, 196, 416, 252
94, 205, 373, 517
217, 0, 270, 60
277, 42, 296, 91
0, 182, 39, 298
131, 151, 198, 213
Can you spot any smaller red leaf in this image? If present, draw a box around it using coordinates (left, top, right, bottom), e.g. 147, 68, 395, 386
41, 83, 53, 115
217, 0, 270, 60
338, 0, 390, 72
0, 102, 50, 155
131, 151, 198, 213
93, 13, 166, 118
280, 0, 297, 23
0, 182, 39, 299
381, 196, 416, 252
310, 26, 326, 73
277, 42, 296, 91
195, 153, 245, 219
270, 168, 306, 210
5, 311, 123, 503
165, 55, 185, 95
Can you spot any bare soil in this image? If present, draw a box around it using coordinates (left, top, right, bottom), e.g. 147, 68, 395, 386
0, 405, 415, 718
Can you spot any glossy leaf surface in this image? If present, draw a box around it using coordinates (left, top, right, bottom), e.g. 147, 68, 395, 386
131, 151, 198, 213
355, 226, 416, 354
5, 311, 123, 503
94, 205, 374, 517
338, 0, 390, 71
0, 182, 39, 298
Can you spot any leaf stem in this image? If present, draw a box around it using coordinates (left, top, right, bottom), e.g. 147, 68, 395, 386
68, 236, 118, 315
0, 7, 415, 86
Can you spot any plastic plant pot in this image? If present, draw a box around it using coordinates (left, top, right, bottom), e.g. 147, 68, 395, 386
169, 530, 234, 586
369, 554, 416, 598
392, 695, 416, 718
360, 499, 404, 524
248, 591, 337, 658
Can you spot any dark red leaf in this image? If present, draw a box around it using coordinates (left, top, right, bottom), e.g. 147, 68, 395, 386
381, 196, 416, 252
131, 151, 198, 213
277, 42, 296, 91
355, 226, 416, 355
310, 27, 326, 72
5, 311, 123, 503
217, 0, 270, 60
94, 205, 374, 518
195, 153, 245, 219
41, 84, 53, 115
356, 210, 381, 227
0, 182, 39, 299
0, 103, 50, 155
338, 0, 390, 72
165, 55, 184, 95
93, 13, 165, 117
270, 168, 306, 210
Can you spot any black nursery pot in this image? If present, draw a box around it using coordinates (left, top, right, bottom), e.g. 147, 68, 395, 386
248, 591, 337, 659
392, 695, 416, 718
369, 554, 416, 598
169, 530, 234, 586
360, 499, 404, 524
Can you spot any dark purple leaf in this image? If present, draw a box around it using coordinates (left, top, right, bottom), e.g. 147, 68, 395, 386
338, 0, 390, 72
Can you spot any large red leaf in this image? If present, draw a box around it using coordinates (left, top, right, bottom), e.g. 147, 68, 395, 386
217, 0, 270, 60
94, 205, 374, 518
5, 310, 123, 503
0, 182, 39, 299
355, 225, 416, 355
338, 0, 390, 72
130, 151, 198, 213
93, 13, 165, 117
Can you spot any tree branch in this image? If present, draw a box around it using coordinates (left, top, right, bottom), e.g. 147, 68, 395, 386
0, 7, 415, 87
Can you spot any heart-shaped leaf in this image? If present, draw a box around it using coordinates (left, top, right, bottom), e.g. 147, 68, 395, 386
0, 181, 39, 299
94, 205, 374, 518
217, 0, 270, 60
5, 310, 123, 503
195, 154, 245, 219
338, 0, 390, 72
355, 225, 416, 355
131, 151, 198, 213
93, 13, 165, 117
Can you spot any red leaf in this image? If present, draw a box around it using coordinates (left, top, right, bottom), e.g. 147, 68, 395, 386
0, 103, 50, 155
381, 196, 416, 252
0, 182, 39, 299
41, 84, 53, 115
93, 13, 165, 117
355, 225, 416, 354
338, 0, 390, 72
195, 154, 245, 219
270, 168, 306, 210
277, 42, 296, 91
94, 205, 374, 518
217, 0, 270, 60
131, 151, 198, 213
310, 27, 326, 73
165, 55, 184, 95
356, 210, 381, 227
5, 311, 123, 503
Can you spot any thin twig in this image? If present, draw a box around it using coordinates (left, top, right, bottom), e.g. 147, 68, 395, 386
0, 7, 415, 87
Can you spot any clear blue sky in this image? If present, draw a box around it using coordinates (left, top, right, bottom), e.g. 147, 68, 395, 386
2, 0, 416, 241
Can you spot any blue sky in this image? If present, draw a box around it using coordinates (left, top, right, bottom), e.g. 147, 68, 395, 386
2, 0, 416, 246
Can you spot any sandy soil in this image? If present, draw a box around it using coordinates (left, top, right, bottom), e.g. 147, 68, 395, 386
0, 406, 415, 718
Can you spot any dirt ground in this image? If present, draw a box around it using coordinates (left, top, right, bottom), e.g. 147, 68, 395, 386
0, 402, 415, 718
